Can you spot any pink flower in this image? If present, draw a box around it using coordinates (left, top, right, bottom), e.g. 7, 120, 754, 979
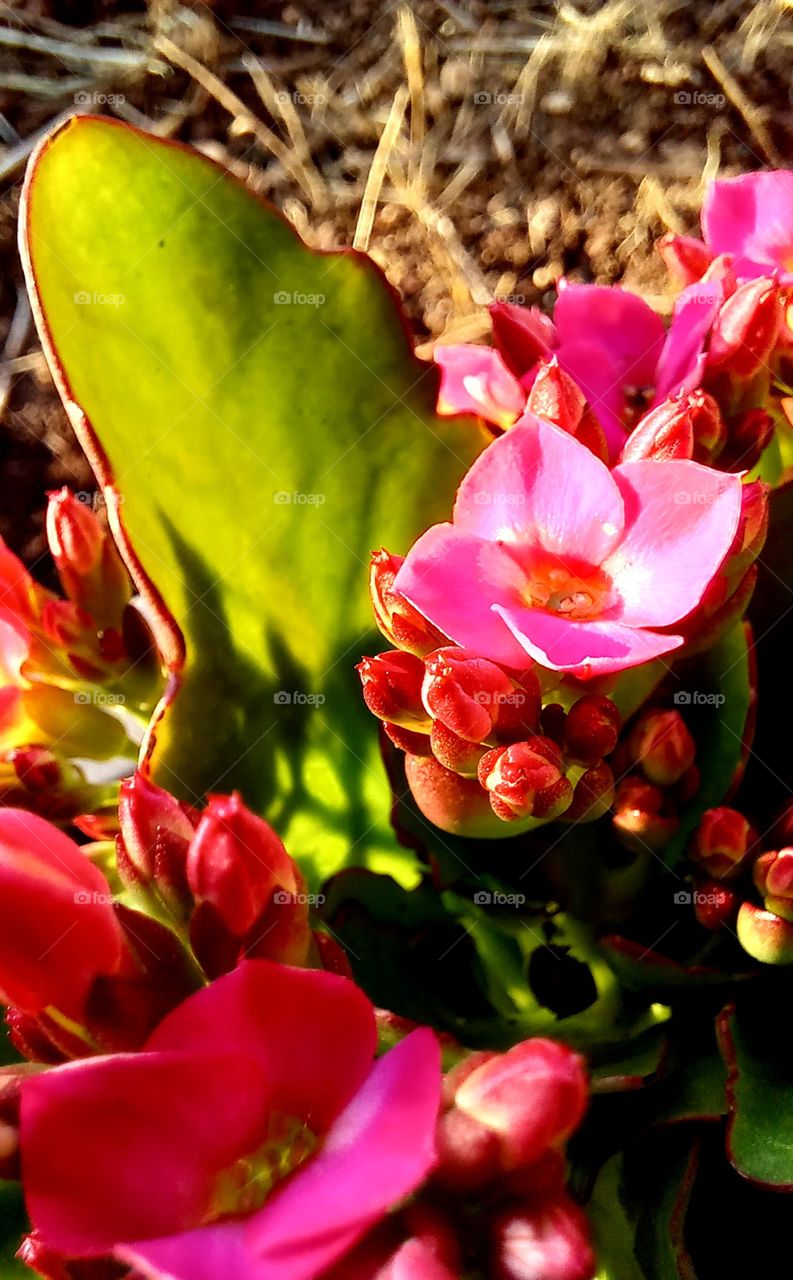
395, 416, 743, 678
434, 283, 731, 461
19, 960, 441, 1280
661, 170, 793, 287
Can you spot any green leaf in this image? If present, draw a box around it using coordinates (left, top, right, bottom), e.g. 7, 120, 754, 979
589, 1156, 648, 1280
718, 997, 793, 1188
622, 1134, 700, 1280
22, 115, 486, 889
662, 622, 753, 868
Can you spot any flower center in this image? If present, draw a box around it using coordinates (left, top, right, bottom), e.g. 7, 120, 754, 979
521, 551, 612, 621
211, 1113, 318, 1221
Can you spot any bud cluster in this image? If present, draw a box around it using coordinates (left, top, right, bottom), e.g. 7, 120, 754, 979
360, 565, 622, 837
1, 489, 163, 828
610, 707, 700, 854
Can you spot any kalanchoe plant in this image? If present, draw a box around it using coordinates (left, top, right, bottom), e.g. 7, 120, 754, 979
4, 112, 793, 1279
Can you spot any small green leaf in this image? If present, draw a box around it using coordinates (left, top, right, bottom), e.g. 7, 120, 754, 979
22, 116, 486, 888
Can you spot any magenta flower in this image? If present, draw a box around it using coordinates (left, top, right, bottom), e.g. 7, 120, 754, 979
661, 170, 793, 288
433, 283, 717, 459
19, 960, 441, 1280
395, 416, 743, 678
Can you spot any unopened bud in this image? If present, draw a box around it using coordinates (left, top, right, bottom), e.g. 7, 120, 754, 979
706, 277, 783, 381
628, 709, 696, 787
422, 646, 539, 743
720, 407, 774, 473
693, 877, 740, 930
564, 762, 615, 823
656, 233, 714, 286
491, 1194, 595, 1280
430, 721, 486, 777
690, 807, 757, 881
118, 772, 195, 903
454, 1038, 588, 1172
489, 300, 555, 378
737, 900, 793, 965
753, 848, 793, 922
358, 650, 429, 730
369, 549, 448, 656
564, 694, 620, 764
45, 488, 131, 628
621, 395, 695, 463
478, 739, 572, 822
612, 776, 678, 852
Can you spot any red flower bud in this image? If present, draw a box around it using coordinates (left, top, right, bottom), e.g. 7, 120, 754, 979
525, 357, 585, 434
720, 407, 774, 473
564, 762, 615, 823
0, 809, 127, 1020
186, 792, 301, 937
564, 694, 620, 764
753, 848, 793, 922
707, 277, 783, 381
454, 1038, 588, 1172
118, 772, 195, 904
689, 807, 757, 881
430, 722, 486, 777
621, 395, 695, 463
369, 549, 447, 656
405, 753, 510, 838
358, 650, 429, 731
628, 709, 696, 787
478, 739, 572, 822
489, 300, 555, 378
656, 233, 714, 286
612, 776, 678, 852
422, 647, 539, 743
692, 877, 740, 930
433, 1105, 501, 1191
45, 489, 130, 629
491, 1193, 595, 1280
737, 900, 793, 965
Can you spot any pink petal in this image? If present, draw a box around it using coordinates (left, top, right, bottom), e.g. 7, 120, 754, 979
653, 280, 724, 404
120, 1223, 253, 1280
703, 171, 793, 282
147, 960, 377, 1133
494, 605, 683, 677
606, 460, 743, 627
452, 417, 625, 560
433, 345, 525, 427
554, 283, 665, 386
243, 1029, 441, 1280
553, 340, 629, 458
21, 1050, 270, 1256
395, 525, 530, 668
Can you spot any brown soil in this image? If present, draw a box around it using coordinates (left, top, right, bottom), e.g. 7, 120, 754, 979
2, 0, 793, 564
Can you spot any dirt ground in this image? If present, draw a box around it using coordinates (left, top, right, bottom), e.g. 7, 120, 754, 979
2, 0, 793, 569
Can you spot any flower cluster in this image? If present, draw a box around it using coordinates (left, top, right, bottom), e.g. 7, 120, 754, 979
0, 794, 593, 1280
1, 489, 162, 827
